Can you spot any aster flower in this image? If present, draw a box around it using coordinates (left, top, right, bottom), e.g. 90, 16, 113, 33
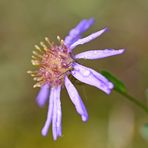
27, 18, 124, 140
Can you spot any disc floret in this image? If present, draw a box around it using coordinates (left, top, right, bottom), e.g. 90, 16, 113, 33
27, 36, 74, 88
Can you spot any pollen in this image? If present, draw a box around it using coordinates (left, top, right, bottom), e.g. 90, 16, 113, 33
27, 36, 74, 88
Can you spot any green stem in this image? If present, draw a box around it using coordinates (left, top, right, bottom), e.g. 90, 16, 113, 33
116, 91, 148, 113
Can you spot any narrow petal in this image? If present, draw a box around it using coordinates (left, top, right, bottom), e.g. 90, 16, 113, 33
52, 86, 61, 141
41, 87, 54, 136
65, 76, 88, 121
75, 49, 125, 59
52, 90, 57, 140
72, 63, 113, 94
36, 84, 50, 107
75, 18, 94, 33
56, 94, 62, 136
64, 18, 94, 47
70, 28, 108, 51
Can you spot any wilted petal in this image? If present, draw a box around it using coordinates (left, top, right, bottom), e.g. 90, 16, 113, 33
72, 63, 113, 94
65, 76, 88, 121
64, 18, 94, 47
75, 49, 125, 59
70, 28, 108, 51
36, 84, 50, 107
41, 87, 54, 136
52, 86, 61, 141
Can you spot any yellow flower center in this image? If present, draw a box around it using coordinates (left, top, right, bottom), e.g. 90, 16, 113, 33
27, 36, 73, 88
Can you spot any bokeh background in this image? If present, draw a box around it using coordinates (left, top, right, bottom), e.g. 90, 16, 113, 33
0, 0, 148, 147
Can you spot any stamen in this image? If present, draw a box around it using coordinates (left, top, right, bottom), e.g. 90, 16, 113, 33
33, 77, 43, 81
45, 37, 53, 47
57, 36, 65, 46
28, 36, 74, 87
40, 42, 48, 51
35, 45, 42, 52
33, 83, 42, 88
32, 51, 43, 58
31, 74, 36, 77
57, 36, 61, 42
32, 55, 37, 59
60, 39, 64, 45
27, 70, 38, 74
27, 70, 33, 74
33, 77, 37, 81
27, 71, 38, 77
31, 60, 40, 66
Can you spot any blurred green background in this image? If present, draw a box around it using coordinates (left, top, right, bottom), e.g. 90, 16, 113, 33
0, 0, 148, 147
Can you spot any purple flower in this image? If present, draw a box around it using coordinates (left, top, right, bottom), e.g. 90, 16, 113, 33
27, 18, 124, 140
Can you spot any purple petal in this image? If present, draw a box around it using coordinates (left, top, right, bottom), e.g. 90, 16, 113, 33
41, 87, 54, 136
75, 18, 94, 33
64, 18, 94, 47
56, 94, 62, 136
52, 91, 57, 140
65, 76, 88, 122
52, 86, 61, 141
75, 49, 125, 59
36, 84, 50, 107
72, 63, 113, 94
41, 86, 62, 140
70, 28, 108, 51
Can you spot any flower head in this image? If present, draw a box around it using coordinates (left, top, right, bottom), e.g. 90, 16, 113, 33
28, 18, 124, 140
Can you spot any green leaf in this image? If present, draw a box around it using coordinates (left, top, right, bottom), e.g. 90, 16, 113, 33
101, 71, 148, 113
101, 70, 127, 93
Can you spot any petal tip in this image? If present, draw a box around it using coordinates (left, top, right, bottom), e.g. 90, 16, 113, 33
108, 82, 114, 89
36, 98, 45, 108
104, 27, 109, 32
119, 49, 125, 53
82, 115, 88, 122
58, 131, 62, 137
88, 17, 95, 23
36, 84, 50, 107
53, 134, 58, 141
41, 128, 48, 136
101, 86, 113, 95
106, 89, 112, 95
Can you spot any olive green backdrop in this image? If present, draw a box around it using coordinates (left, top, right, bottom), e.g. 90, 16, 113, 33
0, 0, 148, 147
